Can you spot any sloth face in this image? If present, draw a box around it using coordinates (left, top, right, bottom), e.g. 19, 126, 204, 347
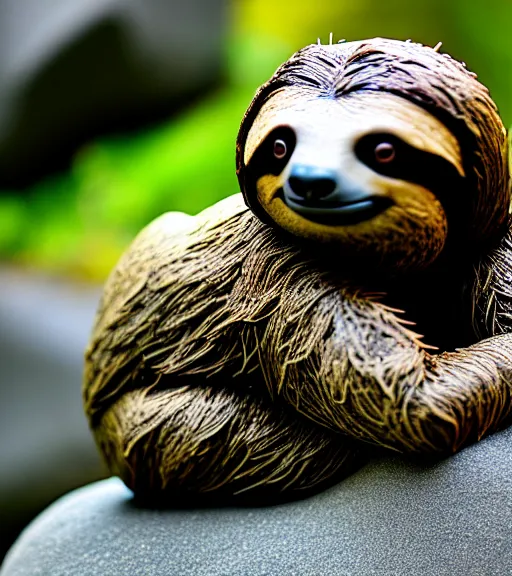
242, 89, 466, 271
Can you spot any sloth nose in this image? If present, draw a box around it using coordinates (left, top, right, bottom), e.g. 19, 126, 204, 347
287, 165, 338, 201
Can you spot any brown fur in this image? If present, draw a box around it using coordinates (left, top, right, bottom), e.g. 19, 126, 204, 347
84, 39, 512, 502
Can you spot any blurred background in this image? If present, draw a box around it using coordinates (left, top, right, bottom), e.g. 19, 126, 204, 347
1, 0, 511, 562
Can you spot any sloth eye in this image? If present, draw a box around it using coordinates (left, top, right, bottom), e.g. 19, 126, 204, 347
354, 133, 402, 174
374, 142, 395, 163
354, 133, 465, 206
273, 139, 287, 159
246, 126, 295, 178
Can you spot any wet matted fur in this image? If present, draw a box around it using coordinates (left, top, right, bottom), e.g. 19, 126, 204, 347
84, 38, 512, 502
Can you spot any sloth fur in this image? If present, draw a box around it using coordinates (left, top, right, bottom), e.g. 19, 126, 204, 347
84, 38, 512, 502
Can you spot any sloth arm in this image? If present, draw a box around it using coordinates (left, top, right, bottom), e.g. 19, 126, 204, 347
263, 284, 512, 455
261, 227, 512, 455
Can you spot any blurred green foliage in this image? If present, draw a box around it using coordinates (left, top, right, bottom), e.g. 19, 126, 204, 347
1, 0, 511, 280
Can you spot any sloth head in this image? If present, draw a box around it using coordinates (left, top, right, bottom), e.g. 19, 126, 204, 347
236, 38, 511, 272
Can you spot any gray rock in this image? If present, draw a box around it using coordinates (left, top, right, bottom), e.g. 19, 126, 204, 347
0, 0, 227, 186
0, 269, 106, 558
2, 426, 512, 576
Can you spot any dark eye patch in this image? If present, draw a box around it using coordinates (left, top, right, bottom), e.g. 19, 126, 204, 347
242, 125, 296, 225
354, 133, 466, 207
246, 126, 296, 182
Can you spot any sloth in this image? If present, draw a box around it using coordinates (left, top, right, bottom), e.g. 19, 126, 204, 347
84, 38, 512, 503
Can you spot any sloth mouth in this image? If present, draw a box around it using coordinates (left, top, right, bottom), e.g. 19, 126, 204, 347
279, 189, 393, 225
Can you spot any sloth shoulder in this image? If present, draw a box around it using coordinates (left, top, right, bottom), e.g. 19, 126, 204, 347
92, 194, 250, 333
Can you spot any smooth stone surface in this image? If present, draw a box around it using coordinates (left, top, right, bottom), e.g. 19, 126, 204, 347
2, 426, 512, 576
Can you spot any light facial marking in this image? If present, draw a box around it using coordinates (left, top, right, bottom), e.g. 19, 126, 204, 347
245, 90, 464, 178
244, 90, 461, 270
244, 87, 312, 166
